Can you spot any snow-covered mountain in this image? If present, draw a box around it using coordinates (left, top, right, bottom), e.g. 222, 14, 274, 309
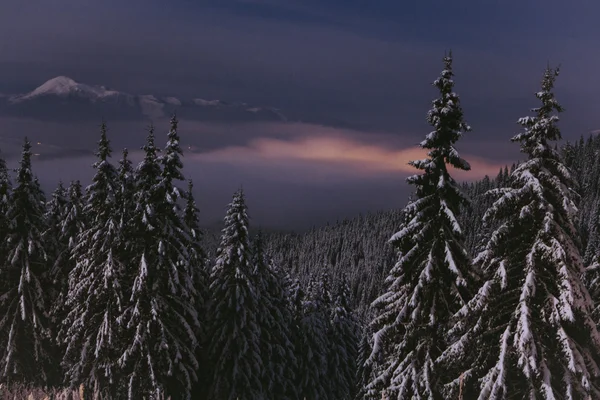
9, 76, 123, 103
0, 76, 287, 122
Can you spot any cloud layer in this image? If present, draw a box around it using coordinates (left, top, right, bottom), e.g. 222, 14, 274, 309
196, 135, 506, 182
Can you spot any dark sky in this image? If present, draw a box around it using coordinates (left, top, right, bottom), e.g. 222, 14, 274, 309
1, 0, 600, 229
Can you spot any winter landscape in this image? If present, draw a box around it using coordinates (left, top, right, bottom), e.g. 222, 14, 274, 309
3, 1, 600, 400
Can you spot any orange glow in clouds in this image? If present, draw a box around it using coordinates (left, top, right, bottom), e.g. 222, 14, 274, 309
197, 136, 506, 180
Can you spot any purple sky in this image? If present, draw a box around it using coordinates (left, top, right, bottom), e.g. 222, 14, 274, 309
1, 0, 599, 229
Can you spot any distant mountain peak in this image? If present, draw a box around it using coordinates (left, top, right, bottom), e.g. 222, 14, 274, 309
1, 76, 288, 122
33, 76, 78, 94
10, 76, 121, 103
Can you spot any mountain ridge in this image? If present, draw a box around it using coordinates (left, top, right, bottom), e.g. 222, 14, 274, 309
0, 76, 288, 123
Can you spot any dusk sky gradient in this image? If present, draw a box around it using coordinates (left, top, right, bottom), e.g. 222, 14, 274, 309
1, 0, 600, 229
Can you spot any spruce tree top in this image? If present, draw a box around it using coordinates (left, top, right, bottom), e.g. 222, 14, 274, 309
136, 125, 162, 198
96, 120, 112, 163
408, 52, 471, 209
252, 230, 266, 273
217, 189, 251, 263
513, 66, 563, 160
163, 114, 184, 178
86, 122, 118, 223
118, 148, 132, 177
184, 180, 201, 241
0, 149, 11, 211
161, 114, 184, 200
0, 149, 9, 187
17, 138, 34, 184
416, 53, 471, 168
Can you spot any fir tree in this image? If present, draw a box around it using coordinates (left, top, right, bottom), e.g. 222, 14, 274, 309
253, 232, 297, 400
116, 148, 135, 244
183, 179, 210, 398
0, 149, 11, 275
297, 276, 330, 399
0, 138, 52, 385
184, 180, 207, 321
119, 125, 198, 400
366, 52, 475, 399
44, 182, 68, 300
288, 277, 306, 396
61, 122, 126, 398
207, 190, 263, 400
45, 182, 67, 235
51, 180, 86, 327
328, 277, 359, 400
443, 66, 600, 399
161, 114, 184, 201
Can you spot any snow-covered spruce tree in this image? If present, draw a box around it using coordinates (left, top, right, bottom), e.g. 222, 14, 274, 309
270, 259, 300, 400
0, 138, 52, 386
355, 327, 373, 400
252, 232, 297, 400
366, 52, 475, 399
50, 181, 86, 331
586, 261, 600, 331
442, 66, 600, 399
116, 148, 136, 245
0, 149, 11, 271
288, 277, 306, 396
296, 276, 330, 399
43, 181, 69, 372
44, 182, 68, 297
183, 179, 212, 400
207, 190, 263, 400
45, 181, 67, 246
118, 124, 198, 400
184, 180, 208, 325
61, 122, 127, 398
161, 114, 184, 201
328, 277, 359, 400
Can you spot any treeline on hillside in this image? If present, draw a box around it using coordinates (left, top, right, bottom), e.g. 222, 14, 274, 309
271, 138, 600, 326
266, 210, 403, 320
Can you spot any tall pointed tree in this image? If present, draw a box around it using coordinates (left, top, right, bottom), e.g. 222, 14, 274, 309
161, 114, 184, 201
443, 66, 600, 399
0, 149, 11, 273
0, 138, 52, 385
51, 180, 86, 331
44, 182, 68, 300
328, 277, 359, 400
207, 190, 264, 400
183, 179, 211, 399
184, 180, 207, 324
116, 148, 135, 249
288, 278, 309, 397
366, 52, 475, 399
253, 232, 297, 400
118, 125, 198, 400
61, 122, 126, 398
297, 276, 330, 399
45, 182, 67, 237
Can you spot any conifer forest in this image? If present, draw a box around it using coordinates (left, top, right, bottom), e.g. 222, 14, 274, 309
5, 54, 600, 400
